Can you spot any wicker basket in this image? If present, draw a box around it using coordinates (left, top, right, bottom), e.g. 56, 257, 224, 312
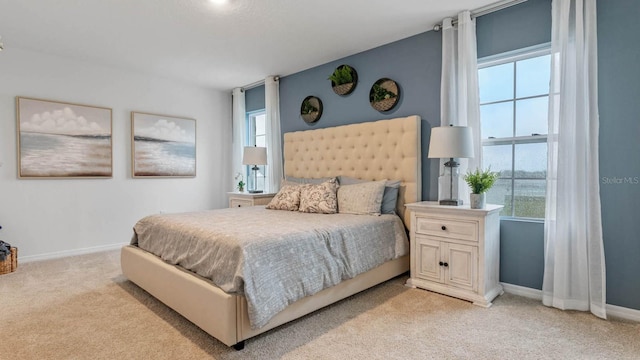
371, 97, 397, 112
0, 247, 17, 275
332, 82, 355, 96
369, 78, 399, 112
302, 111, 320, 124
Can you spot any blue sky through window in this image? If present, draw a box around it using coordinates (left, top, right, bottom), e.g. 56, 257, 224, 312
478, 51, 550, 218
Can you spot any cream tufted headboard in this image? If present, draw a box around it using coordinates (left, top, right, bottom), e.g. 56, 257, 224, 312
283, 115, 422, 229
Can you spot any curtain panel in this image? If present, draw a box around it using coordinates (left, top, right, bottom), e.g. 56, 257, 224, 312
543, 0, 606, 319
439, 12, 482, 203
265, 76, 283, 193
232, 88, 246, 190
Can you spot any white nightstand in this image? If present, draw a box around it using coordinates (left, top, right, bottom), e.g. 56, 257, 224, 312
405, 201, 503, 307
227, 192, 276, 208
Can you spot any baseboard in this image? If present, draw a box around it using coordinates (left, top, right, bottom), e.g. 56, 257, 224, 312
606, 304, 640, 322
501, 282, 542, 300
501, 282, 640, 322
19, 242, 128, 263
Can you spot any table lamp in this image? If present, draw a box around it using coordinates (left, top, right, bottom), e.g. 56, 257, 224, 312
428, 125, 474, 205
242, 146, 267, 193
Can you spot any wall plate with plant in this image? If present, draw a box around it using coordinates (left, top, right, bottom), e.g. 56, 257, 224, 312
369, 78, 399, 112
328, 64, 358, 96
300, 96, 323, 124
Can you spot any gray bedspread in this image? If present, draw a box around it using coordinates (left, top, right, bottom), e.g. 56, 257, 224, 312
131, 206, 408, 329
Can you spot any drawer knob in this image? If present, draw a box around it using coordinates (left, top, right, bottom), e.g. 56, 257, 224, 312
441, 225, 447, 231
443, 262, 449, 267
237, 204, 241, 207
439, 261, 444, 266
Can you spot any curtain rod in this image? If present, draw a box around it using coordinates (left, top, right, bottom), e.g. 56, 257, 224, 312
433, 0, 528, 31
238, 76, 281, 92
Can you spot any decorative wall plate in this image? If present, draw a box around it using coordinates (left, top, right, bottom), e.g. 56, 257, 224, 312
328, 64, 358, 96
369, 78, 400, 112
300, 96, 323, 124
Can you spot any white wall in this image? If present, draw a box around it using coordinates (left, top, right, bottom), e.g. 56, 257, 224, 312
0, 48, 232, 260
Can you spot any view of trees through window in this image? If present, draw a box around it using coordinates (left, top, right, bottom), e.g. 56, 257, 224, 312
478, 48, 550, 219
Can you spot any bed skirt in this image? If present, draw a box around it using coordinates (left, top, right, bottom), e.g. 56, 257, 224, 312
121, 245, 409, 347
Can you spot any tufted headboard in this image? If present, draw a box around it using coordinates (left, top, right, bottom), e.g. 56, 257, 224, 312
283, 115, 422, 229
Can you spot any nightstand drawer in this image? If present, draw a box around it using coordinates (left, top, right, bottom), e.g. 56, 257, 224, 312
228, 192, 276, 208
415, 217, 478, 242
229, 199, 253, 208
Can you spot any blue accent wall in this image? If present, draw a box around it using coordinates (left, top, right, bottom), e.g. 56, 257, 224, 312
280, 31, 442, 199
499, 220, 545, 289
597, 0, 640, 310
277, 0, 640, 310
245, 85, 265, 112
476, 0, 552, 58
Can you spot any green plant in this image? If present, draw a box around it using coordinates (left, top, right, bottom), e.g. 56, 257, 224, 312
301, 98, 319, 114
328, 65, 354, 86
464, 167, 499, 194
234, 172, 245, 192
370, 83, 397, 102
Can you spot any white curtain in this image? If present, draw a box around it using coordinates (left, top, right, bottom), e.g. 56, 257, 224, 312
265, 76, 283, 193
439, 11, 482, 203
232, 88, 246, 190
543, 0, 606, 319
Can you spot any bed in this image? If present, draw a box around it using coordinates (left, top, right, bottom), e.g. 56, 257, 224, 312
120, 115, 422, 349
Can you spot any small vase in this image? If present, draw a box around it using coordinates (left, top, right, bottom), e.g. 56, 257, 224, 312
470, 193, 486, 209
238, 186, 244, 193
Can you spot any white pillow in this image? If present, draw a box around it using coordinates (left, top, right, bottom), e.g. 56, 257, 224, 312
337, 180, 387, 215
338, 176, 401, 214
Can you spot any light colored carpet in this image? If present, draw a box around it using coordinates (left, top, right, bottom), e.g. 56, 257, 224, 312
1, 250, 638, 360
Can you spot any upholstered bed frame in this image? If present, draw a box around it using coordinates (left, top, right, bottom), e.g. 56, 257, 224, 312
121, 115, 422, 349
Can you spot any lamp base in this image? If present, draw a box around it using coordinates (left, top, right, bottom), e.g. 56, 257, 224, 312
248, 190, 263, 194
439, 199, 463, 206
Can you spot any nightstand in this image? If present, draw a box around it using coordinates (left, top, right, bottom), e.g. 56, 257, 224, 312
227, 192, 276, 208
405, 201, 503, 307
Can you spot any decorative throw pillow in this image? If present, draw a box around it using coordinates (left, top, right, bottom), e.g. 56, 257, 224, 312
338, 176, 401, 214
380, 180, 401, 214
266, 184, 302, 211
337, 180, 387, 215
298, 178, 338, 214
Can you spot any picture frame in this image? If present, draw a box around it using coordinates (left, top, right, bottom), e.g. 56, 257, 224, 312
131, 112, 196, 178
16, 96, 113, 178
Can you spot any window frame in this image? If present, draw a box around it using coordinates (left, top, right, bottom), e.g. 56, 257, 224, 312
478, 43, 551, 220
245, 109, 267, 191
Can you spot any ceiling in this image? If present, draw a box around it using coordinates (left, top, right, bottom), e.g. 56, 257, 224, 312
0, 0, 499, 90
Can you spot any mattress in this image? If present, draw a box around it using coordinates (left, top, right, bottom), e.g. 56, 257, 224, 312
131, 206, 409, 329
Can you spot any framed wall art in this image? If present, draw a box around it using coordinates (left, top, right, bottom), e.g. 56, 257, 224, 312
131, 112, 196, 178
16, 97, 113, 178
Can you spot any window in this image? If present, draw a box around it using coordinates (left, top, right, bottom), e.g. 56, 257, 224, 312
478, 46, 551, 219
246, 110, 266, 191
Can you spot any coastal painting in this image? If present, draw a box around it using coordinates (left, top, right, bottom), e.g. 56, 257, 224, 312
17, 97, 112, 178
131, 112, 196, 177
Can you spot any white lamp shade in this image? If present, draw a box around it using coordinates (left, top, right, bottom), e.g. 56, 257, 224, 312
242, 146, 268, 165
428, 126, 475, 159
